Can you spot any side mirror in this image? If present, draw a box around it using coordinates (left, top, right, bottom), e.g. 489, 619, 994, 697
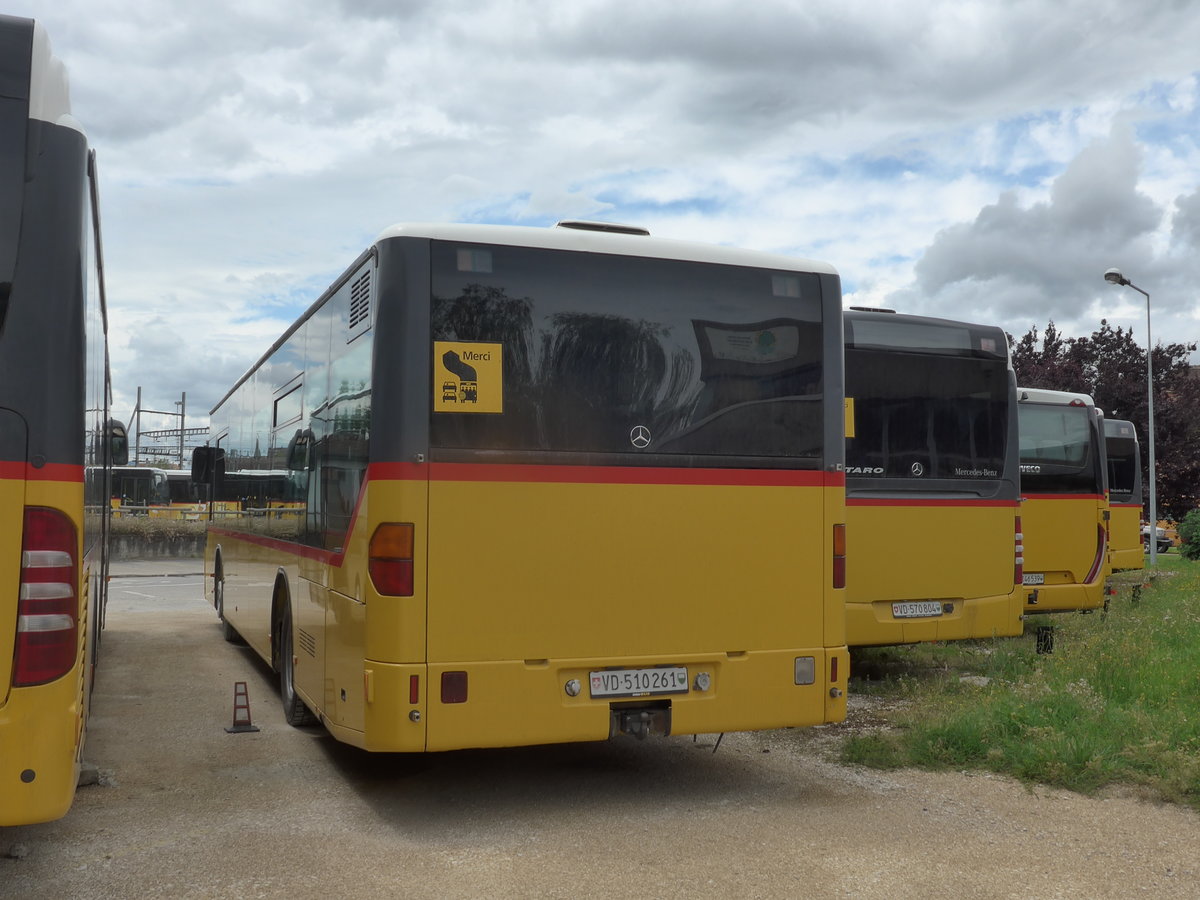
107, 419, 128, 466
191, 446, 225, 484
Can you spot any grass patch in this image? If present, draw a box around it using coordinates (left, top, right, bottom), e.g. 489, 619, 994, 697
842, 556, 1200, 809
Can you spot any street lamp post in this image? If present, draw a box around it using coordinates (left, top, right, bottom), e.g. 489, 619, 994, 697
1104, 267, 1157, 566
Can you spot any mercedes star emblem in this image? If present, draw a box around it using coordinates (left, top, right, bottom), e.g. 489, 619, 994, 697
630, 425, 652, 449
910, 461, 925, 477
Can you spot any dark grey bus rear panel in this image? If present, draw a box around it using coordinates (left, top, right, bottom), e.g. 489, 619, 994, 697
0, 15, 88, 469
843, 309, 1020, 499
370, 234, 844, 472
0, 16, 34, 329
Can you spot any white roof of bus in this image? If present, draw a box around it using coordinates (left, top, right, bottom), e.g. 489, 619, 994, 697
373, 222, 839, 276
1017, 386, 1096, 407
28, 21, 82, 134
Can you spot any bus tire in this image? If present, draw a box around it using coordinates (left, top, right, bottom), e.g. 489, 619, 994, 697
213, 567, 239, 644
279, 607, 316, 726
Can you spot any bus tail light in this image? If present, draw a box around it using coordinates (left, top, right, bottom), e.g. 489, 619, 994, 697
14, 507, 79, 687
1014, 516, 1024, 586
441, 671, 468, 703
1085, 523, 1108, 584
369, 523, 414, 596
832, 523, 846, 589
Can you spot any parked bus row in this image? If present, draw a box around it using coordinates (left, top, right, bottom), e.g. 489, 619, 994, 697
189, 221, 1152, 759
4, 13, 1158, 826
85, 465, 297, 519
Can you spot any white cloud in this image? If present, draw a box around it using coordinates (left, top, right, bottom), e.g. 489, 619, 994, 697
7, 0, 1200, 429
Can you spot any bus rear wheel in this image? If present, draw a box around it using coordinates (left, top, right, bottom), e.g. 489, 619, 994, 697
214, 569, 239, 643
278, 608, 316, 726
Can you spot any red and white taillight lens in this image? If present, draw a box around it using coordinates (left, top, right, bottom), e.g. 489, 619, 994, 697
368, 523, 414, 596
1014, 515, 1024, 586
832, 523, 847, 589
1085, 523, 1108, 584
14, 507, 79, 686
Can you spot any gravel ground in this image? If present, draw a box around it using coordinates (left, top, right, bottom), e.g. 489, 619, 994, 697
3, 560, 1198, 899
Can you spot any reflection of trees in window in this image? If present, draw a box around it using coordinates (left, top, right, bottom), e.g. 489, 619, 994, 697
538, 312, 670, 447
429, 276, 819, 460
432, 285, 534, 388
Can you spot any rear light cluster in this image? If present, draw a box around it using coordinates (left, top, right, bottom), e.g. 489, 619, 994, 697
368, 523, 414, 596
832, 524, 846, 589
1085, 523, 1108, 584
1014, 516, 1024, 586
14, 508, 79, 686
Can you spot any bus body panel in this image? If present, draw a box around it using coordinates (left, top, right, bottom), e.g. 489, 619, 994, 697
0, 476, 88, 827
217, 540, 282, 664
845, 500, 1022, 645
1020, 493, 1108, 611
1109, 503, 1143, 571
209, 472, 850, 753
0, 437, 26, 703
419, 472, 840, 749
426, 475, 827, 661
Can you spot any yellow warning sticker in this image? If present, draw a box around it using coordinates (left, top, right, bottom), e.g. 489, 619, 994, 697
433, 341, 504, 414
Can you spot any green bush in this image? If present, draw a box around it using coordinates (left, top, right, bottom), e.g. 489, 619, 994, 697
1178, 509, 1200, 560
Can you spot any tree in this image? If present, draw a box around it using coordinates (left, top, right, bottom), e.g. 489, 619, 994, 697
1009, 320, 1200, 519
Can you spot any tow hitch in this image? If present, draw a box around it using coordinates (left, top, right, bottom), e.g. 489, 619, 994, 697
609, 701, 672, 740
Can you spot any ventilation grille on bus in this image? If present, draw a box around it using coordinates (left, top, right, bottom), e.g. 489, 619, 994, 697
349, 270, 371, 328
347, 267, 372, 342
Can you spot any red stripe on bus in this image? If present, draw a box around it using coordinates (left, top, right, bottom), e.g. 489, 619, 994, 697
27, 463, 84, 482
0, 462, 84, 482
846, 497, 1019, 508
370, 461, 838, 488
213, 462, 842, 568
1110, 502, 1142, 508
209, 527, 345, 566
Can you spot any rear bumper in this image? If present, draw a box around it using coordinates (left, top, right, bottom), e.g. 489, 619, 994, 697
0, 676, 82, 826
847, 590, 1024, 648
334, 646, 850, 752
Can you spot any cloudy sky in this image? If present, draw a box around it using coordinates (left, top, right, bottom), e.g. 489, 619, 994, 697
14, 0, 1200, 441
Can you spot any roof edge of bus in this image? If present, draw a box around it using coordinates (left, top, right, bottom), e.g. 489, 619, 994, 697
843, 307, 1006, 332
28, 20, 82, 135
371, 222, 839, 275
1017, 386, 1096, 406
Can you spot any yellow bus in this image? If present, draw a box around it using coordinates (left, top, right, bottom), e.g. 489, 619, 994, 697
193, 221, 849, 752
1104, 418, 1143, 573
843, 309, 1024, 646
1017, 388, 1109, 613
0, 16, 125, 826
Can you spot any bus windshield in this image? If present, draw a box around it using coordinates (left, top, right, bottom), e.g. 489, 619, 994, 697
1018, 403, 1098, 492
845, 318, 1009, 481
429, 243, 824, 464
